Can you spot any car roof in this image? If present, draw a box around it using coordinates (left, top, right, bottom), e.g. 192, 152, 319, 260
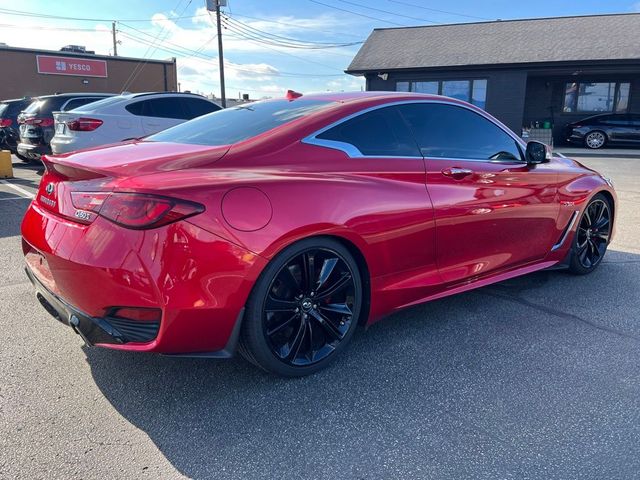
121, 91, 210, 99
285, 90, 460, 106
33, 93, 116, 100
0, 97, 32, 103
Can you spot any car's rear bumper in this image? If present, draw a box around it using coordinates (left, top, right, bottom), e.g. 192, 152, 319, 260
21, 201, 268, 355
17, 142, 50, 159
50, 137, 85, 155
25, 265, 144, 346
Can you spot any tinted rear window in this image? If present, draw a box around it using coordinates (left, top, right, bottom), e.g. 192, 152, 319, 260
0, 104, 7, 117
24, 97, 67, 115
147, 99, 333, 146
73, 96, 126, 113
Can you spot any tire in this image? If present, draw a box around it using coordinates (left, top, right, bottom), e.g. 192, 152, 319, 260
239, 237, 363, 377
584, 130, 607, 149
568, 193, 612, 275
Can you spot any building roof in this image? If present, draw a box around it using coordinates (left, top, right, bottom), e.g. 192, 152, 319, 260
0, 44, 176, 65
346, 13, 640, 73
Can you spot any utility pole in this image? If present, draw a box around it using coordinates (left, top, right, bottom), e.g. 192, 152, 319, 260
206, 0, 227, 107
111, 22, 118, 56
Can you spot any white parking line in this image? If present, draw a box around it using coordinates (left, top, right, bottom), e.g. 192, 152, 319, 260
0, 180, 35, 199
0, 196, 31, 201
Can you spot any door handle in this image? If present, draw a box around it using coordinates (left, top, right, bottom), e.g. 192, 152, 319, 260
441, 167, 473, 179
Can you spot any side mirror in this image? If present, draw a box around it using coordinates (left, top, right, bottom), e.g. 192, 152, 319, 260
525, 141, 550, 164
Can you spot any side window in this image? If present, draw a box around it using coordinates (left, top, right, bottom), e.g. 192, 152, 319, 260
63, 97, 102, 111
398, 103, 523, 161
601, 115, 630, 126
125, 98, 187, 119
145, 98, 188, 119
125, 101, 146, 116
181, 98, 220, 119
315, 106, 420, 157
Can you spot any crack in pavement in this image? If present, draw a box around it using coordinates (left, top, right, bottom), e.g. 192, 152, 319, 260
479, 289, 640, 343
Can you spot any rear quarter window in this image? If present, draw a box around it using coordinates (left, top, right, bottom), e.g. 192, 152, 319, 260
181, 97, 221, 119
63, 97, 107, 111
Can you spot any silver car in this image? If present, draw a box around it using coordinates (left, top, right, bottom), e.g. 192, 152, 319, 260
51, 92, 221, 155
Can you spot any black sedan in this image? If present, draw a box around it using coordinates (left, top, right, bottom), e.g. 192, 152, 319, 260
565, 113, 640, 149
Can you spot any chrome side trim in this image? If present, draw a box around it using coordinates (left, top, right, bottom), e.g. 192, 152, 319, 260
551, 210, 580, 251
301, 98, 527, 160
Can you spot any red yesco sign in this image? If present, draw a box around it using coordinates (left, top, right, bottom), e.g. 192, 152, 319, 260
36, 55, 108, 78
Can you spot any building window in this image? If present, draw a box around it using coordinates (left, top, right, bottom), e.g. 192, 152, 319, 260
395, 79, 488, 109
563, 82, 631, 113
413, 81, 438, 94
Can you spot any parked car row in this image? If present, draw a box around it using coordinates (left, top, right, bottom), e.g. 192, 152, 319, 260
0, 91, 221, 160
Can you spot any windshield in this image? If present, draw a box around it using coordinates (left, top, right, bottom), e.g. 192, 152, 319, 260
146, 98, 333, 146
73, 95, 126, 113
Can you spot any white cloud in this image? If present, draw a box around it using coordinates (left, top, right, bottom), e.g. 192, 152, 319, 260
0, 8, 362, 99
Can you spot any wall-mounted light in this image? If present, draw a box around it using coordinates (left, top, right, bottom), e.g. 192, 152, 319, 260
82, 79, 89, 84
377, 73, 388, 81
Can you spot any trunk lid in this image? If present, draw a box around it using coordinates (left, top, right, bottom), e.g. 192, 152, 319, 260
35, 141, 230, 223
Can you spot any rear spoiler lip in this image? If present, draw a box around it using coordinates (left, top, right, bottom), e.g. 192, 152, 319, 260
42, 141, 232, 181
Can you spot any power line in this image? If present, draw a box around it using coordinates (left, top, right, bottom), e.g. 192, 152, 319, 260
385, 0, 490, 21
306, 0, 407, 27
117, 30, 346, 78
226, 12, 364, 39
223, 17, 360, 50
221, 20, 347, 72
337, 0, 440, 24
122, 0, 191, 90
0, 7, 208, 23
0, 23, 104, 32
223, 15, 363, 48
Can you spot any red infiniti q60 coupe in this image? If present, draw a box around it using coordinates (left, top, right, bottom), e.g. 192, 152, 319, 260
22, 91, 616, 376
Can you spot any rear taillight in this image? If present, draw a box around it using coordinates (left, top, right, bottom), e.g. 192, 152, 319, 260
0, 118, 12, 127
70, 191, 110, 215
71, 192, 204, 229
25, 117, 54, 127
67, 118, 103, 131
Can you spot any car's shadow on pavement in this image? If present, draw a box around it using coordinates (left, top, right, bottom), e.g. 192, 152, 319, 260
83, 249, 640, 479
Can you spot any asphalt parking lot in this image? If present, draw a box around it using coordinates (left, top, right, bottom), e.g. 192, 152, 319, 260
1, 153, 639, 480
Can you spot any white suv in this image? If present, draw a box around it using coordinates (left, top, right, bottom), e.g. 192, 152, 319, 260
50, 92, 221, 155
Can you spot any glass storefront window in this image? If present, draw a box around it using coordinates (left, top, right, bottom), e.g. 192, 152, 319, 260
616, 83, 630, 112
563, 82, 630, 113
442, 80, 471, 102
577, 83, 615, 112
413, 81, 438, 94
394, 79, 488, 110
472, 79, 487, 110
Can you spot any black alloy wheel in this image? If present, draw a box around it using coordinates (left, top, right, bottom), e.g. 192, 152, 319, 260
239, 238, 362, 376
569, 195, 612, 274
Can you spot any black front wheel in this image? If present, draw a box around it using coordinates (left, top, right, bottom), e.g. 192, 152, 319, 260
239, 237, 362, 377
569, 194, 612, 274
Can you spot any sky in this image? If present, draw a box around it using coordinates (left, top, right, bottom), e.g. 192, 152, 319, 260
0, 0, 639, 99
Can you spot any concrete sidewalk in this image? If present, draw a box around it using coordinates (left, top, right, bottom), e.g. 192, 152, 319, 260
554, 147, 640, 159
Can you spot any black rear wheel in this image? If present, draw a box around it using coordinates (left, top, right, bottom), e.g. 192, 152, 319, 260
239, 238, 362, 376
568, 194, 612, 274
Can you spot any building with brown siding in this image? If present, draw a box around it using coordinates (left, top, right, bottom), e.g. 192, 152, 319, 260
0, 45, 177, 100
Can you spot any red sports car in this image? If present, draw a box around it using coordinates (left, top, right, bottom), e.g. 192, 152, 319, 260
22, 91, 616, 376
